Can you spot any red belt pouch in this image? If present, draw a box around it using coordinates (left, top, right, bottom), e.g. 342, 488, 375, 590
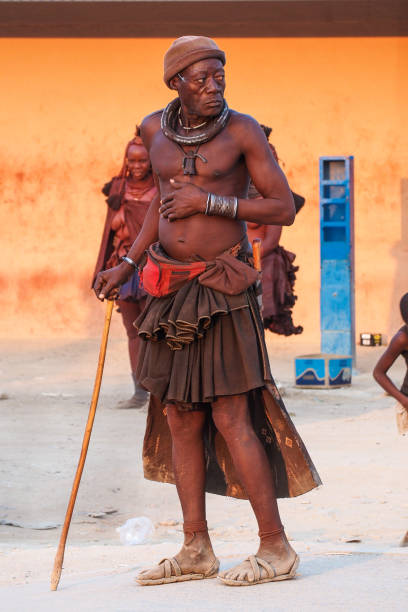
141, 249, 207, 297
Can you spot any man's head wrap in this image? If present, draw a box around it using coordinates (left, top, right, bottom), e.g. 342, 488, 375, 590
163, 36, 226, 88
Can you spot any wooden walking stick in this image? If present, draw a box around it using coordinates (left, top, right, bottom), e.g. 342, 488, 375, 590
50, 298, 115, 591
252, 238, 263, 311
252, 238, 262, 272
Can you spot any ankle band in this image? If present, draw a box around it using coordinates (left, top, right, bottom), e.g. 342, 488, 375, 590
183, 520, 208, 534
258, 525, 284, 539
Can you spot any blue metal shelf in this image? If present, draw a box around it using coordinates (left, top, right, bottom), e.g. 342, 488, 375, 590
321, 221, 348, 226
321, 180, 347, 186
319, 156, 355, 362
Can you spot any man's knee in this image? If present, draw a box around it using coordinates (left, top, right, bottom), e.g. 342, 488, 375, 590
212, 394, 252, 440
166, 405, 205, 439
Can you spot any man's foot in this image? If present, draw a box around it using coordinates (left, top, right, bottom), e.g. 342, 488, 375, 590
136, 534, 218, 585
219, 532, 298, 586
116, 384, 148, 409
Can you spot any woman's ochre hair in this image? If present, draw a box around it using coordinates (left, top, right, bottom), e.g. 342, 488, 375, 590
260, 124, 272, 140
118, 125, 147, 177
259, 123, 278, 163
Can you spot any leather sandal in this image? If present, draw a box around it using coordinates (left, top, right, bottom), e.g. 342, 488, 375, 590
136, 556, 220, 586
218, 554, 299, 586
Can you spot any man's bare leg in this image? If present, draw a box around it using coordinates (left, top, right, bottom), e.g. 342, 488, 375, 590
137, 405, 217, 582
212, 393, 297, 583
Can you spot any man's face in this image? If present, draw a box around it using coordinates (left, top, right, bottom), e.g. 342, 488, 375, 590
173, 58, 226, 118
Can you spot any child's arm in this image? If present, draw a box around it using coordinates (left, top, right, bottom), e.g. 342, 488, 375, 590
373, 329, 408, 410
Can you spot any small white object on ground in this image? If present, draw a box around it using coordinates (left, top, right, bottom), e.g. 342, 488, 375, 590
116, 516, 154, 545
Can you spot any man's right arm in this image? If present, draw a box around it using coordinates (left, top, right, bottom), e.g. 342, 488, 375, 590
127, 192, 160, 262
94, 112, 162, 300
125, 114, 162, 262
94, 189, 160, 300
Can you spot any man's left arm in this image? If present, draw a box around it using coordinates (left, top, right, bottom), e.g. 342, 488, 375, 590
238, 117, 295, 226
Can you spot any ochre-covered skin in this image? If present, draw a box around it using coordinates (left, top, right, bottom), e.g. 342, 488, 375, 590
247, 222, 303, 336
93, 41, 320, 585
94, 139, 157, 403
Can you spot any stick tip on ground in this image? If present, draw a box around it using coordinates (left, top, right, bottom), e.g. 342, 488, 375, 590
50, 567, 62, 591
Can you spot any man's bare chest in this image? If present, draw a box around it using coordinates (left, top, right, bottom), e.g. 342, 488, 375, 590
150, 130, 243, 182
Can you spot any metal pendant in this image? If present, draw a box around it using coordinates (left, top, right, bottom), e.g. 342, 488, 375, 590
182, 150, 208, 175
183, 151, 197, 175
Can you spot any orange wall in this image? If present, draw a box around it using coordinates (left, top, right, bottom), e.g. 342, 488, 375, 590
1, 37, 407, 341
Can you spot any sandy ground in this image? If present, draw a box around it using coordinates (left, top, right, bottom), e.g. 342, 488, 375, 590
1, 322, 407, 610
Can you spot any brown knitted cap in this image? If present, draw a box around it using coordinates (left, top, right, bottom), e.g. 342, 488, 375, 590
163, 36, 226, 87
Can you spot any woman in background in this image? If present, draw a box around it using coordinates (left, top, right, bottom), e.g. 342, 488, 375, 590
93, 128, 157, 408
247, 124, 303, 336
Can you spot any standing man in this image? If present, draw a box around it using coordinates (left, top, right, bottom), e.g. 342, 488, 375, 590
95, 36, 320, 587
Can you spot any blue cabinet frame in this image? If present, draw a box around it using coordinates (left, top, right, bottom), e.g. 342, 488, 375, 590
319, 156, 355, 362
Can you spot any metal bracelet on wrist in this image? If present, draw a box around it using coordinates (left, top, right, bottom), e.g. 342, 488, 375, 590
204, 192, 211, 215
121, 255, 138, 270
205, 193, 238, 219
